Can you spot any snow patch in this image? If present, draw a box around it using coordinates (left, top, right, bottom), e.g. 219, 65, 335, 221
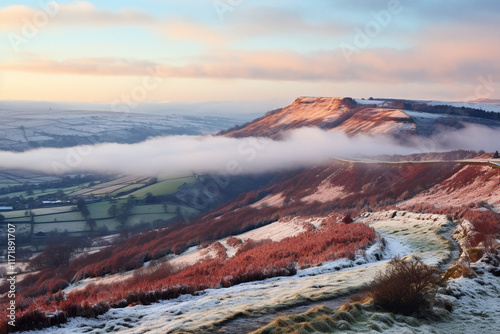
236, 216, 314, 243
354, 99, 386, 105
250, 192, 285, 209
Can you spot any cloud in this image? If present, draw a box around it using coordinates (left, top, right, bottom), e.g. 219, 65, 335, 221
0, 57, 159, 76
1, 1, 499, 93
4, 33, 500, 85
0, 1, 155, 30
227, 5, 351, 38
425, 124, 500, 152
3, 3, 500, 86
0, 125, 498, 177
162, 20, 227, 44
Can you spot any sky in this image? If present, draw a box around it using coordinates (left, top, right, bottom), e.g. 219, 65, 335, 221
1, 0, 499, 114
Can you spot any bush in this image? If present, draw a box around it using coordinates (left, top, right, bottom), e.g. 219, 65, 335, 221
370, 257, 442, 316
443, 262, 476, 280
27, 245, 72, 271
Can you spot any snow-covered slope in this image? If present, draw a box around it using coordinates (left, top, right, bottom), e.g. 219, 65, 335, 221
223, 96, 500, 139
27, 211, 454, 334
401, 164, 500, 209
225, 97, 416, 138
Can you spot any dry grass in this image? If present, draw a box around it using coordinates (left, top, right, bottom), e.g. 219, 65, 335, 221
443, 262, 477, 280
369, 257, 442, 316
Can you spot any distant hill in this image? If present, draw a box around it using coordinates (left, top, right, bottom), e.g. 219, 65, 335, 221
0, 110, 240, 151
221, 97, 500, 139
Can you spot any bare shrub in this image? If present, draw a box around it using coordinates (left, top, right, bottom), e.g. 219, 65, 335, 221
27, 245, 72, 271
443, 262, 476, 280
369, 257, 442, 316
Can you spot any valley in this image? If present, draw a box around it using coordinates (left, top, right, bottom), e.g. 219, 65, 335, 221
0, 97, 499, 334
0, 109, 241, 152
2, 1, 500, 333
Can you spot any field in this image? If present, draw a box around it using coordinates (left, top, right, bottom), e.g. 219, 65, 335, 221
0, 175, 200, 242
4, 202, 193, 237
70, 176, 149, 197
124, 176, 196, 198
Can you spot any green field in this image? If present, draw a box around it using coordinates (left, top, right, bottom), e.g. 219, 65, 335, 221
34, 211, 84, 223
71, 176, 148, 197
125, 176, 195, 198
131, 204, 166, 214
127, 213, 176, 225
1, 210, 30, 219
32, 221, 87, 234
4, 216, 32, 222
88, 200, 126, 219
2, 202, 191, 235
94, 218, 121, 231
3, 223, 31, 235
0, 183, 96, 200
0, 174, 202, 240
32, 206, 75, 215
110, 183, 145, 196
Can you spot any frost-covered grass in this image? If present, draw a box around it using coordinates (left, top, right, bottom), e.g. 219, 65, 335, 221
23, 211, 454, 334
251, 301, 443, 334
433, 271, 500, 333
358, 211, 455, 267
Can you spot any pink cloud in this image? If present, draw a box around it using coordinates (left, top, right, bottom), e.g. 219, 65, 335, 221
2, 19, 499, 87
0, 1, 155, 30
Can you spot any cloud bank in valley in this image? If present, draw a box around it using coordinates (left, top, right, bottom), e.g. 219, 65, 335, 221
0, 125, 498, 177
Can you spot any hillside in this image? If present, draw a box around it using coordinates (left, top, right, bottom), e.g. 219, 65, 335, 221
223, 97, 500, 139
0, 98, 499, 334
3, 156, 499, 333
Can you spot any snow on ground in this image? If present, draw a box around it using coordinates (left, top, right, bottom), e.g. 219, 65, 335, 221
235, 216, 320, 242
401, 165, 500, 210
249, 192, 285, 209
433, 271, 500, 334
169, 244, 219, 268
336, 108, 417, 136
219, 239, 238, 258
354, 99, 386, 105
269, 97, 349, 126
65, 217, 322, 294
302, 182, 346, 203
64, 217, 320, 294
63, 271, 132, 295
0, 110, 240, 151
26, 211, 454, 334
358, 211, 454, 267
403, 110, 445, 119
490, 161, 500, 168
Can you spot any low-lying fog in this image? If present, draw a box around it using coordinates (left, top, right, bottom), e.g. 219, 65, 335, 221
0, 124, 498, 176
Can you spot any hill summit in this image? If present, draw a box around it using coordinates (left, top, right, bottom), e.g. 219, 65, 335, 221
222, 96, 500, 139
